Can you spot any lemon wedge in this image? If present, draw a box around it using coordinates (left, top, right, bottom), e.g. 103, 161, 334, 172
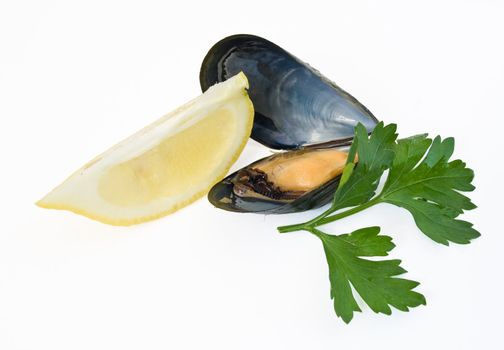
37, 72, 254, 225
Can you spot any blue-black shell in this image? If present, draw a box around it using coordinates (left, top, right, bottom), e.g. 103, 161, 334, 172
201, 34, 378, 214
200, 34, 378, 150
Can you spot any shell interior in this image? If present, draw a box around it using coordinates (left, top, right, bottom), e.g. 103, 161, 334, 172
207, 147, 350, 214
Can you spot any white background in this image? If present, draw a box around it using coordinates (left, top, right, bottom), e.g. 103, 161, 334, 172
1, 1, 503, 349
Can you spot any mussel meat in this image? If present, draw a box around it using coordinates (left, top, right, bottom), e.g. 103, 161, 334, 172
208, 146, 351, 213
200, 34, 378, 214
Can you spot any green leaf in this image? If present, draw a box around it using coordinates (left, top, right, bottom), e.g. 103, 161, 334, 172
331, 166, 382, 211
314, 227, 425, 323
331, 125, 479, 245
276, 122, 480, 323
331, 122, 397, 210
381, 135, 479, 245
353, 122, 397, 172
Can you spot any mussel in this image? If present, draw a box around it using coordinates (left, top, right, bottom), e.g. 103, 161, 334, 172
207, 146, 352, 214
200, 34, 378, 213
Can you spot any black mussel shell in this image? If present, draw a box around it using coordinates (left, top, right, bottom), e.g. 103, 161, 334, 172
208, 142, 352, 214
200, 34, 378, 150
207, 153, 344, 214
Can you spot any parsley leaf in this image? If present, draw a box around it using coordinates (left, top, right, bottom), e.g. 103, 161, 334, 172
310, 123, 479, 245
380, 135, 479, 245
313, 226, 426, 323
277, 122, 479, 322
332, 122, 397, 211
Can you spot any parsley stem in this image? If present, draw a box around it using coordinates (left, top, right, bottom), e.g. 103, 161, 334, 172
277, 197, 381, 233
277, 222, 311, 233
315, 197, 381, 226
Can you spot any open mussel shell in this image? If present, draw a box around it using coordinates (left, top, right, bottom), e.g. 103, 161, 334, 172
203, 34, 377, 214
208, 144, 351, 214
200, 34, 378, 150
208, 173, 341, 214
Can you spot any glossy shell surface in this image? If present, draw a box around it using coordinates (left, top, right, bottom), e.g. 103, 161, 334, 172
200, 34, 378, 150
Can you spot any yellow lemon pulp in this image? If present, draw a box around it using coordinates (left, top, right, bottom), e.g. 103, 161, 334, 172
99, 109, 237, 206
37, 72, 254, 225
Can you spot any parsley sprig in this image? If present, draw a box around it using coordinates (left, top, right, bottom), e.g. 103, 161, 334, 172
277, 122, 479, 323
